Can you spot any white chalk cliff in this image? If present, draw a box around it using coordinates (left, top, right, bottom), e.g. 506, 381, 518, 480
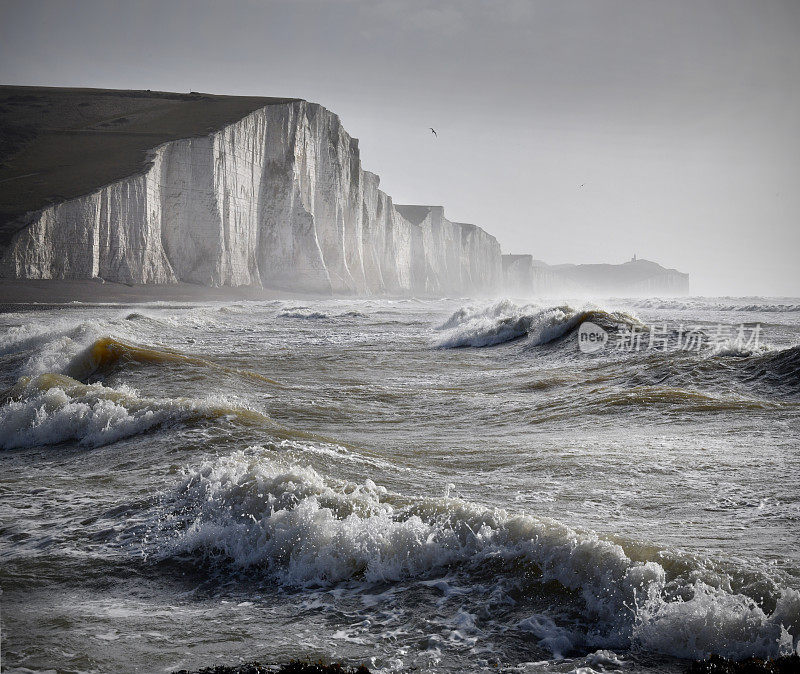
0, 100, 502, 295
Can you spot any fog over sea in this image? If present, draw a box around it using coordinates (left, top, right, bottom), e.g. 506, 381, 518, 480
1, 296, 799, 673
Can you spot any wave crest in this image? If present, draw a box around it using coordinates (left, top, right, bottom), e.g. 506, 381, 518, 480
0, 373, 265, 450
737, 344, 800, 391
61, 336, 280, 386
158, 449, 800, 660
434, 301, 641, 349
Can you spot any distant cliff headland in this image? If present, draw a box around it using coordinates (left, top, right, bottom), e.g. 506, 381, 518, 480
503, 255, 689, 296
0, 86, 688, 297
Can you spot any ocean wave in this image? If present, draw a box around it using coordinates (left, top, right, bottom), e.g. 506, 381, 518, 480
434, 301, 641, 349
726, 304, 800, 313
0, 312, 194, 380
65, 336, 203, 380
279, 309, 366, 320
279, 310, 329, 319
0, 373, 266, 450
438, 299, 524, 331
57, 336, 280, 387
709, 340, 773, 358
0, 314, 284, 391
585, 385, 784, 413
609, 343, 800, 401
738, 344, 800, 391
630, 299, 800, 313
158, 449, 800, 660
0, 319, 109, 380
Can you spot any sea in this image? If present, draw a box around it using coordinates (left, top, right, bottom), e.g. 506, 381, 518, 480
1, 295, 798, 673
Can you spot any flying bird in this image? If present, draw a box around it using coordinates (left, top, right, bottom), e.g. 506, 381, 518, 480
430, 127, 438, 137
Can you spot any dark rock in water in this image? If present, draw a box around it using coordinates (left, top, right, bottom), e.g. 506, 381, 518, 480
174, 662, 372, 674
686, 654, 800, 674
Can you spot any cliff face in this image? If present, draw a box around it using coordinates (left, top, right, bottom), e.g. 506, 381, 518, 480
0, 99, 502, 296
392, 206, 501, 296
502, 255, 534, 295
458, 223, 502, 296
0, 89, 691, 298
550, 258, 690, 295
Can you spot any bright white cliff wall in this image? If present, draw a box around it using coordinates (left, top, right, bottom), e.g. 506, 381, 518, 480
458, 222, 502, 295
394, 205, 500, 296
0, 101, 502, 295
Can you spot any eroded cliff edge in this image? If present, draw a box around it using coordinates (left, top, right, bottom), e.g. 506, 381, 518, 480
0, 88, 501, 295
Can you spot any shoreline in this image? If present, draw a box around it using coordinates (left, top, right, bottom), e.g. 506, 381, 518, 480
4, 279, 798, 310
0, 279, 338, 308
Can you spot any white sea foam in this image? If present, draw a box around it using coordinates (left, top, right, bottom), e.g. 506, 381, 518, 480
0, 320, 107, 379
518, 614, 577, 658
0, 312, 174, 380
438, 300, 528, 331
279, 310, 330, 320
434, 301, 634, 349
728, 304, 800, 313
629, 298, 800, 313
583, 650, 624, 668
280, 438, 399, 470
0, 374, 257, 449
278, 309, 366, 320
709, 339, 773, 358
161, 448, 800, 660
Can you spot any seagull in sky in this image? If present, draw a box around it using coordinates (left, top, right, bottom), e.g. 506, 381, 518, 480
430, 127, 438, 137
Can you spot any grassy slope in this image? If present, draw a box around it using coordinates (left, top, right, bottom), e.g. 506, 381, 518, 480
0, 86, 298, 246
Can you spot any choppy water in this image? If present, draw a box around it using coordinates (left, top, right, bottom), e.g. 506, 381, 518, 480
1, 296, 799, 673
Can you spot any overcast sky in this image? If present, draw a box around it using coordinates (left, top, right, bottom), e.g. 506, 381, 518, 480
1, 0, 798, 295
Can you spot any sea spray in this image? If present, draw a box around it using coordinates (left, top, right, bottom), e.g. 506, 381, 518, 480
433, 300, 642, 349
0, 373, 265, 449
156, 447, 800, 660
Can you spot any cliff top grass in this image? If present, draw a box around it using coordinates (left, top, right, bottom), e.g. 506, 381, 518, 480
0, 85, 298, 245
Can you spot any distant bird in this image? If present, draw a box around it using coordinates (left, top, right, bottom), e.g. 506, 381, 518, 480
579, 183, 585, 188
430, 127, 438, 137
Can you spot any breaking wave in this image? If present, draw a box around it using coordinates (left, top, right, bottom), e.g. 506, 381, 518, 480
279, 309, 366, 320
434, 301, 641, 349
0, 310, 248, 383
64, 336, 280, 385
0, 320, 281, 387
0, 373, 267, 450
279, 310, 329, 320
157, 448, 800, 661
